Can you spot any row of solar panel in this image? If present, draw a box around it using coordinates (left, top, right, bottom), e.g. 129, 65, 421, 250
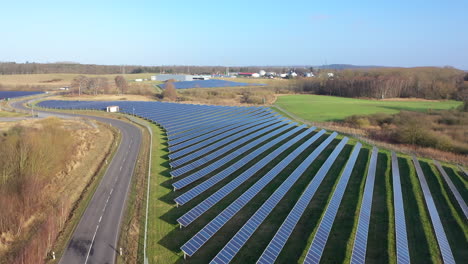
0, 91, 43, 99
169, 120, 286, 173
172, 123, 296, 190
181, 132, 337, 256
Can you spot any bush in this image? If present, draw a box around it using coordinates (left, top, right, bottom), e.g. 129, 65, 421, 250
344, 115, 371, 128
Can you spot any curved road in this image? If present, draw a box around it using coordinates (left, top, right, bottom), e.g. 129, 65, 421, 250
11, 99, 142, 264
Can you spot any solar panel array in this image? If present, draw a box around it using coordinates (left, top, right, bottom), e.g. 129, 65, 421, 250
412, 157, 455, 264
182, 132, 337, 257
257, 137, 349, 264
37, 99, 462, 264
303, 143, 362, 264
158, 79, 265, 89
0, 91, 43, 100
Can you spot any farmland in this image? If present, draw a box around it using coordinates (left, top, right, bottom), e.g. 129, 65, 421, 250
274, 94, 462, 122
37, 99, 468, 264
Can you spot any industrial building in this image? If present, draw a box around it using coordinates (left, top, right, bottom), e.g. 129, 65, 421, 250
151, 74, 211, 82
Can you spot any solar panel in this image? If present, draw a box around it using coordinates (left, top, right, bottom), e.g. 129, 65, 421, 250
255, 137, 349, 264
0, 91, 44, 99
169, 119, 284, 172
412, 157, 455, 264
177, 128, 323, 228
433, 160, 468, 219
391, 152, 411, 264
166, 110, 272, 142
169, 117, 280, 160
174, 125, 311, 205
180, 132, 337, 258
169, 111, 275, 149
172, 122, 295, 189
459, 166, 468, 177
349, 147, 378, 264
303, 143, 362, 264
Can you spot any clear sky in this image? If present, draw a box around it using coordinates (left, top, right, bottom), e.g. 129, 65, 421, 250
1, 0, 467, 69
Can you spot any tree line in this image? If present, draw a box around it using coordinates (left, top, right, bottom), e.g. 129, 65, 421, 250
0, 62, 291, 75
293, 67, 467, 100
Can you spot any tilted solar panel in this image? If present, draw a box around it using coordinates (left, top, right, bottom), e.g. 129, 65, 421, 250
303, 143, 362, 264
350, 147, 378, 264
256, 137, 349, 264
412, 157, 455, 264
180, 132, 337, 257
391, 152, 411, 264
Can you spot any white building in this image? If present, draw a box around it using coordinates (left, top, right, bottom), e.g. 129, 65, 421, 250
106, 106, 120, 113
152, 74, 194, 82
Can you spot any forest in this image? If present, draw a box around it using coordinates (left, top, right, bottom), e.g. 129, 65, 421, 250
293, 67, 467, 101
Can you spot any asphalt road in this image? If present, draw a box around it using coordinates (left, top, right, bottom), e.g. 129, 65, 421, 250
11, 99, 142, 264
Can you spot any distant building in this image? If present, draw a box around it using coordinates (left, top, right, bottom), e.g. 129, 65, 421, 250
304, 72, 315, 78
152, 74, 194, 82
193, 75, 211, 80
135, 79, 143, 82
106, 106, 119, 113
238, 72, 256, 77
327, 72, 335, 78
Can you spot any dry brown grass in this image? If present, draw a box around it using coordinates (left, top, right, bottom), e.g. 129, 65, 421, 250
316, 122, 468, 165
0, 73, 158, 88
0, 117, 115, 264
48, 94, 157, 101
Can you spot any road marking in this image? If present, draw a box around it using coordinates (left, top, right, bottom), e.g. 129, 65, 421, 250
84, 225, 100, 264
120, 166, 123, 171
110, 188, 113, 195
99, 216, 102, 223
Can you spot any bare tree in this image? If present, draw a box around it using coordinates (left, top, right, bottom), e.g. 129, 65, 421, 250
162, 80, 177, 101
70, 75, 89, 96
114, 76, 128, 95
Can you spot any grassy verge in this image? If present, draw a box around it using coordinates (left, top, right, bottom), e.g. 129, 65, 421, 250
145, 125, 180, 263
45, 123, 121, 263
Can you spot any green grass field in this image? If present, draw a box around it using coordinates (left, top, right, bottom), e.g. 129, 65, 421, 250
275, 94, 462, 122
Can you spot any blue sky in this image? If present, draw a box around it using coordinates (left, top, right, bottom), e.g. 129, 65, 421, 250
1, 0, 467, 69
